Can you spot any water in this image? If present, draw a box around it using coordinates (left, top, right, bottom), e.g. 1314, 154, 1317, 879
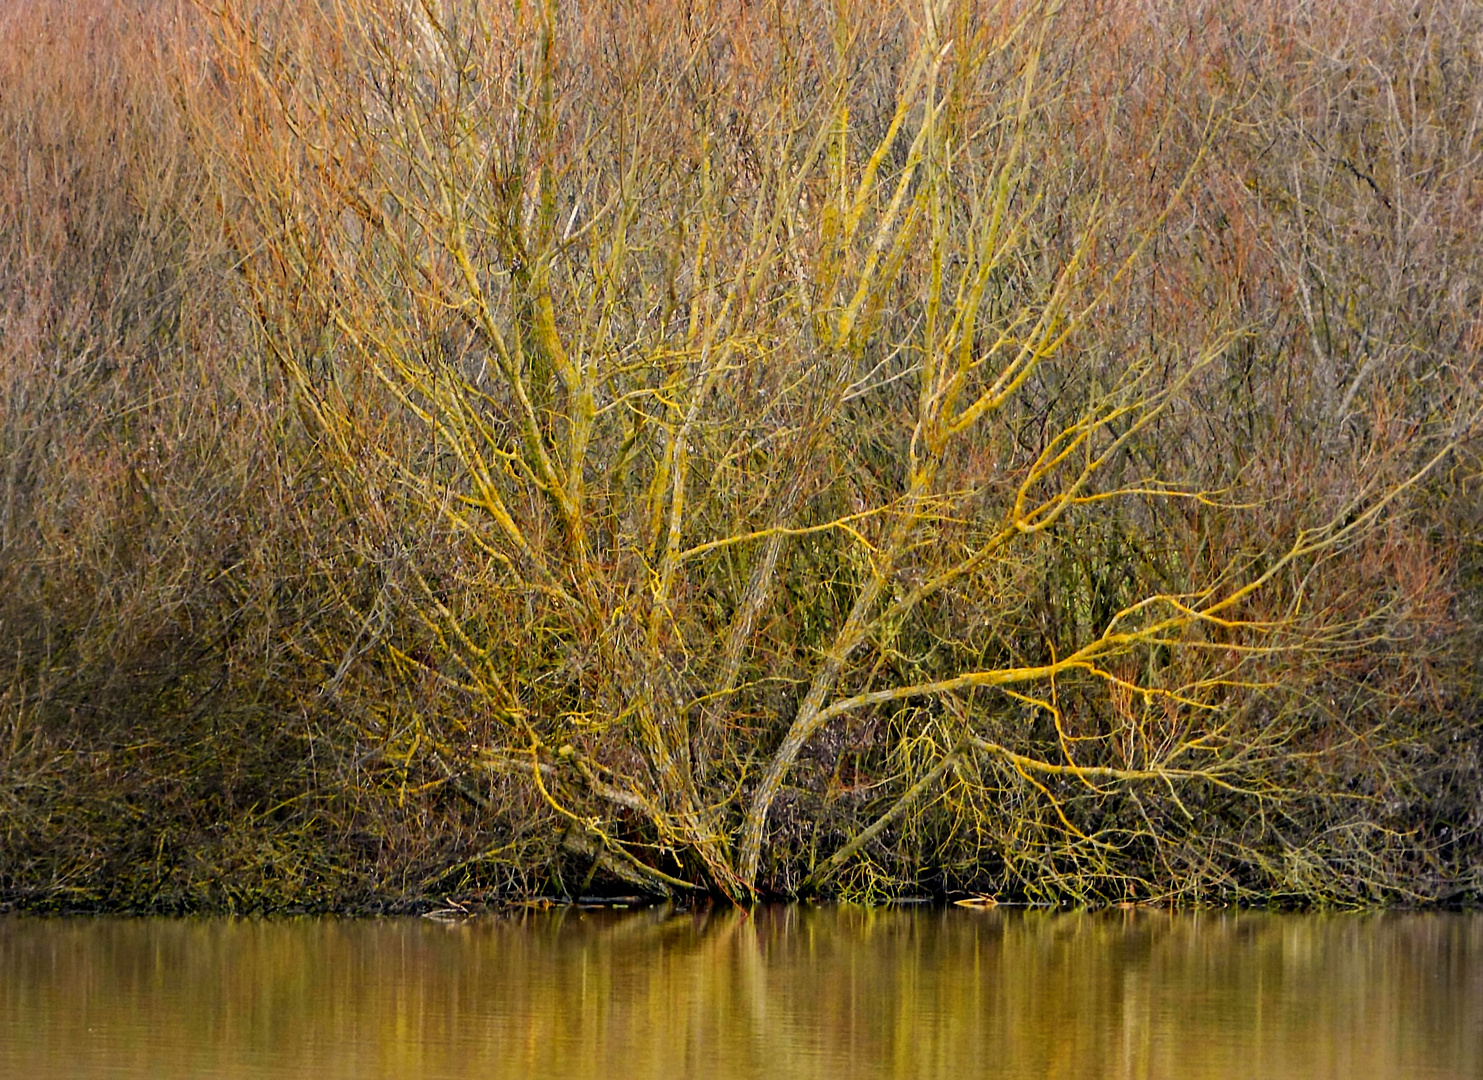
1, 906, 1479, 1079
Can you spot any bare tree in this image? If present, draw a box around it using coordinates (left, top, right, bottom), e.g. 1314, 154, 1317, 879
190, 0, 1479, 901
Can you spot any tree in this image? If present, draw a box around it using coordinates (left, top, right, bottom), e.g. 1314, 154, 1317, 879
194, 0, 1479, 902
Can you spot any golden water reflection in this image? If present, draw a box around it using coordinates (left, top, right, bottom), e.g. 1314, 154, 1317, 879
2, 907, 1479, 1079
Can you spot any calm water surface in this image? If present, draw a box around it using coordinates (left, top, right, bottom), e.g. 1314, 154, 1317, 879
1, 907, 1479, 1079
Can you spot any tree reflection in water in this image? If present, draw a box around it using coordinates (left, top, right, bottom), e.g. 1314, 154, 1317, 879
1, 908, 1479, 1079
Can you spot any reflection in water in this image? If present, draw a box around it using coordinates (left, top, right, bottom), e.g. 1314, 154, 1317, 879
1, 907, 1479, 1079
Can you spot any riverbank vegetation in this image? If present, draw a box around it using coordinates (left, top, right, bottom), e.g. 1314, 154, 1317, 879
2, 0, 1480, 911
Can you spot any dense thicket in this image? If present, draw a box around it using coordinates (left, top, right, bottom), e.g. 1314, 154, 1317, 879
1, 0, 1479, 910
